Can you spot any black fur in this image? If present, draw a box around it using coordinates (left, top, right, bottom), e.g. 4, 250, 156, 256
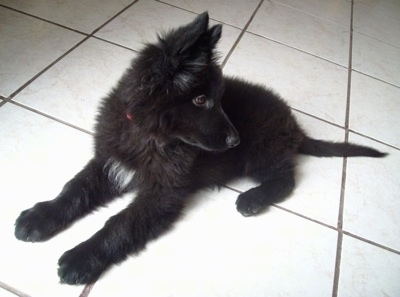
14, 12, 386, 285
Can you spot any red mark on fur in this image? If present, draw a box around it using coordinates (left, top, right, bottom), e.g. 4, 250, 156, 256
126, 112, 133, 121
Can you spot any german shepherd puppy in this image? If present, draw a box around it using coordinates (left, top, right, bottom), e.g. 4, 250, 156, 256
15, 13, 386, 285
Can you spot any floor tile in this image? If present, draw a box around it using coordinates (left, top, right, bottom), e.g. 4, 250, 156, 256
272, 0, 351, 26
89, 189, 338, 297
338, 235, 400, 297
224, 33, 348, 125
353, 4, 400, 47
354, 0, 400, 21
227, 112, 345, 226
161, 0, 260, 28
249, 1, 350, 66
349, 71, 400, 148
0, 103, 93, 296
13, 38, 135, 132
0, 0, 133, 33
0, 7, 84, 98
352, 32, 400, 87
344, 134, 400, 251
95, 0, 241, 61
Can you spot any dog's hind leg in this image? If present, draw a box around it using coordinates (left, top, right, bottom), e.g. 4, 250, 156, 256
15, 158, 129, 242
236, 155, 296, 217
57, 188, 185, 284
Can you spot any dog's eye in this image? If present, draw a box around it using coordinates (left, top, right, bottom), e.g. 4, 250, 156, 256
193, 95, 207, 106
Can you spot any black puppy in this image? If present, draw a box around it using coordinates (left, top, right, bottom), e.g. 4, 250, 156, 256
15, 12, 386, 285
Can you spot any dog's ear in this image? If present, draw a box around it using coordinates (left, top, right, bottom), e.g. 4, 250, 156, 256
176, 13, 222, 57
175, 12, 211, 55
159, 12, 222, 58
202, 23, 222, 52
135, 12, 223, 96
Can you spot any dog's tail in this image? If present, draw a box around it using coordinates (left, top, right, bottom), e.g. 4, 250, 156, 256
298, 137, 387, 158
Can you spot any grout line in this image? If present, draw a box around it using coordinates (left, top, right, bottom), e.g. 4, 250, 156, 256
91, 36, 140, 53
343, 231, 400, 256
272, 204, 338, 231
0, 280, 31, 297
89, 0, 139, 36
0, 4, 89, 36
221, 185, 338, 231
0, 100, 8, 108
348, 130, 400, 151
352, 69, 400, 89
269, 0, 350, 29
354, 30, 400, 50
332, 230, 343, 297
221, 0, 265, 68
157, 0, 245, 31
291, 108, 346, 129
355, 3, 400, 22
243, 31, 349, 69
79, 281, 97, 297
332, 1, 355, 296
9, 100, 94, 136
338, 160, 348, 232
291, 108, 400, 151
332, 158, 346, 297
221, 184, 242, 194
156, 0, 200, 17
154, 1, 204, 21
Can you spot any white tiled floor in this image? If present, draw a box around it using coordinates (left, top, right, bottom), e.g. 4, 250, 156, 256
0, 0, 399, 296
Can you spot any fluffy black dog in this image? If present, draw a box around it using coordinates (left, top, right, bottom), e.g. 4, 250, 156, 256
15, 12, 385, 285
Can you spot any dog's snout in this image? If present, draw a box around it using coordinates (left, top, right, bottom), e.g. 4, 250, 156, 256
226, 134, 240, 148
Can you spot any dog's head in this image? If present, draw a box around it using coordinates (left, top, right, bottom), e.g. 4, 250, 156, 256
123, 12, 239, 152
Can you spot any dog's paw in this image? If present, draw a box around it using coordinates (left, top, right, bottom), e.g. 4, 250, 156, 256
235, 187, 269, 217
14, 202, 60, 242
58, 244, 104, 285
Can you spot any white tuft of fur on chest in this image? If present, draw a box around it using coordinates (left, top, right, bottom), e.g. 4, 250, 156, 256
105, 158, 135, 192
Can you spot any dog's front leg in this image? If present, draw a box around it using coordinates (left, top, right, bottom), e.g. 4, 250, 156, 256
57, 189, 185, 285
15, 158, 127, 242
236, 157, 296, 216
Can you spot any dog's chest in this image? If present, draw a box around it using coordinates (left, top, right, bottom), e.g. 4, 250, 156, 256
105, 158, 135, 192
108, 141, 196, 189
136, 146, 194, 187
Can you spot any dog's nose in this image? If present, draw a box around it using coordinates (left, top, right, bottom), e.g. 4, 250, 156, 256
226, 134, 240, 148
